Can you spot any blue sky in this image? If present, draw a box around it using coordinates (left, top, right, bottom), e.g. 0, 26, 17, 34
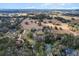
0, 3, 79, 9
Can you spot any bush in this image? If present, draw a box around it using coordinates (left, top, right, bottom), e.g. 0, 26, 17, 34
27, 32, 33, 39
31, 28, 36, 32
55, 26, 58, 30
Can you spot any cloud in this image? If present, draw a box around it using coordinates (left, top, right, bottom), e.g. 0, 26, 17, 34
42, 3, 52, 6
59, 3, 65, 6
25, 3, 78, 9
71, 7, 79, 9
28, 6, 35, 8
23, 6, 35, 9
39, 3, 66, 8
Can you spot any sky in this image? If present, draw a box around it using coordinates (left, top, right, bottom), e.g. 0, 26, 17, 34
0, 3, 79, 9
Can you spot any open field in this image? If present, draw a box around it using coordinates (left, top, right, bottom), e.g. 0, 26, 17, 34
0, 9, 79, 56
21, 18, 79, 36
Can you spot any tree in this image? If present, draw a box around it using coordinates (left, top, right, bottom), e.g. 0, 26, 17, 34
27, 32, 33, 39
59, 27, 63, 30
71, 18, 75, 20
31, 28, 36, 32
55, 26, 58, 30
